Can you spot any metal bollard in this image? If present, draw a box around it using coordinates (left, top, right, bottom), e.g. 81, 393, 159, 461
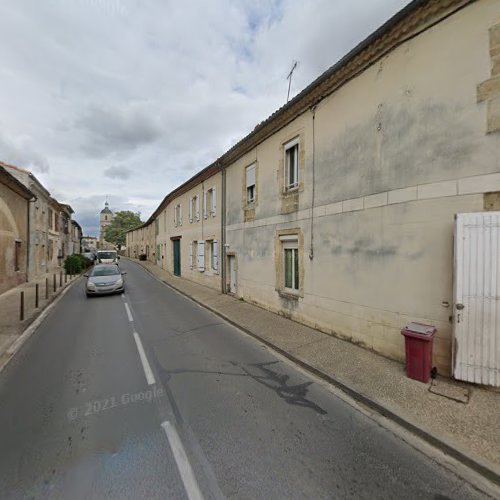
45, 277, 49, 299
53, 274, 56, 292
35, 284, 39, 308
20, 291, 24, 321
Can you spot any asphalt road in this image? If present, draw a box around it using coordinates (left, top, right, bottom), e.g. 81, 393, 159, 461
0, 260, 490, 499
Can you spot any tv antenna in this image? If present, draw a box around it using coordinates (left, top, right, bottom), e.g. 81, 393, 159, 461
286, 60, 298, 103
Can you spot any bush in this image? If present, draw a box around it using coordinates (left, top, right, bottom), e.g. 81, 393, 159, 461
77, 254, 93, 269
64, 255, 82, 274
139, 253, 147, 261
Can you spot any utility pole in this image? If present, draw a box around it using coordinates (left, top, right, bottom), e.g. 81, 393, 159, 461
287, 61, 298, 103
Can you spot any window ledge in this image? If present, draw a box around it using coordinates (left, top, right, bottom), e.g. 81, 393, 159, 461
277, 289, 300, 300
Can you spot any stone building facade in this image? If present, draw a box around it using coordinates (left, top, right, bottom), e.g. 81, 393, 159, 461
0, 166, 33, 295
125, 0, 500, 378
0, 161, 82, 291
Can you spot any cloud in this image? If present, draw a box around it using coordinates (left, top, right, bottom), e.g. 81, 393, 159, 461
74, 103, 163, 157
104, 165, 133, 180
0, 0, 410, 225
0, 129, 50, 173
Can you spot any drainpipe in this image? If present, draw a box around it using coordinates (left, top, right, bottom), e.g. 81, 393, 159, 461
201, 181, 204, 241
27, 196, 37, 282
220, 161, 226, 294
309, 104, 317, 261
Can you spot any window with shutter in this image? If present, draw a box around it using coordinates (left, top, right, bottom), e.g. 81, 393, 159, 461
246, 165, 256, 203
189, 241, 193, 270
195, 195, 200, 221
211, 187, 216, 216
213, 240, 218, 273
284, 138, 299, 191
280, 235, 299, 292
189, 197, 193, 223
203, 191, 207, 219
179, 204, 183, 225
197, 240, 205, 272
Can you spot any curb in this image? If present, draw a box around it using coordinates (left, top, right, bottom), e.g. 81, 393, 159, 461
129, 258, 500, 488
0, 276, 82, 375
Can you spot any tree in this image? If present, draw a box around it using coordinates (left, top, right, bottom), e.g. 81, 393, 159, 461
104, 211, 142, 249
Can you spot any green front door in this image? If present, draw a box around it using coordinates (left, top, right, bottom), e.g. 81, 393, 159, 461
173, 239, 181, 276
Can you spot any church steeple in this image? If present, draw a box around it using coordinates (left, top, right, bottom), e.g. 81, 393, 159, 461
99, 200, 114, 249
100, 201, 112, 215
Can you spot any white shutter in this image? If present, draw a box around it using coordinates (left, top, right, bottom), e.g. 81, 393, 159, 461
246, 165, 255, 187
197, 240, 205, 271
213, 240, 218, 274
203, 191, 207, 219
174, 205, 177, 226
179, 204, 183, 225
189, 241, 193, 269
189, 197, 193, 223
195, 196, 200, 221
211, 187, 216, 216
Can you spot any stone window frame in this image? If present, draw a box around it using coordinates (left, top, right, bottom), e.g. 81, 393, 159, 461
173, 203, 183, 227
189, 195, 200, 223
477, 22, 500, 133
245, 163, 257, 205
205, 187, 217, 218
274, 228, 304, 299
204, 238, 219, 275
283, 138, 300, 192
242, 160, 259, 221
282, 238, 299, 293
278, 131, 305, 214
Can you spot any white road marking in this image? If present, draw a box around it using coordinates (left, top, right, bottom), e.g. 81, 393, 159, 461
133, 332, 156, 385
124, 302, 133, 322
161, 421, 204, 500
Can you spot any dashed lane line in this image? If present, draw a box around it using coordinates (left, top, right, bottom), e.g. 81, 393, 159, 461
133, 331, 156, 386
124, 302, 133, 322
161, 420, 204, 500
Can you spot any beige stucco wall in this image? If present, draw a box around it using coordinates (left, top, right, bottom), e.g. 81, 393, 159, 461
225, 0, 500, 375
156, 172, 222, 289
0, 183, 29, 295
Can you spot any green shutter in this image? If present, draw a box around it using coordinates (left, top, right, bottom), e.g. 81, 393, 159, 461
284, 249, 293, 288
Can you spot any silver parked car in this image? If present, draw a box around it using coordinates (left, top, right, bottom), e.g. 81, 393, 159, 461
85, 264, 126, 297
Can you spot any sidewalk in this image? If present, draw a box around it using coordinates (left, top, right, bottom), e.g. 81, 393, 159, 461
130, 257, 500, 484
0, 270, 80, 370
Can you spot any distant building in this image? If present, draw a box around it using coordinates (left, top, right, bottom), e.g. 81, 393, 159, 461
1, 161, 81, 279
70, 220, 82, 255
81, 236, 98, 252
99, 201, 115, 250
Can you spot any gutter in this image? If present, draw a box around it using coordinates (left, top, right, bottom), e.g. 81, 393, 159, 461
221, 161, 226, 294
27, 195, 37, 282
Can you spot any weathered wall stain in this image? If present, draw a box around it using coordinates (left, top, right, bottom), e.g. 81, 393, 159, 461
315, 101, 477, 206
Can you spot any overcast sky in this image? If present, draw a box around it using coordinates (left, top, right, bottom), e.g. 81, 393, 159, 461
0, 0, 409, 236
